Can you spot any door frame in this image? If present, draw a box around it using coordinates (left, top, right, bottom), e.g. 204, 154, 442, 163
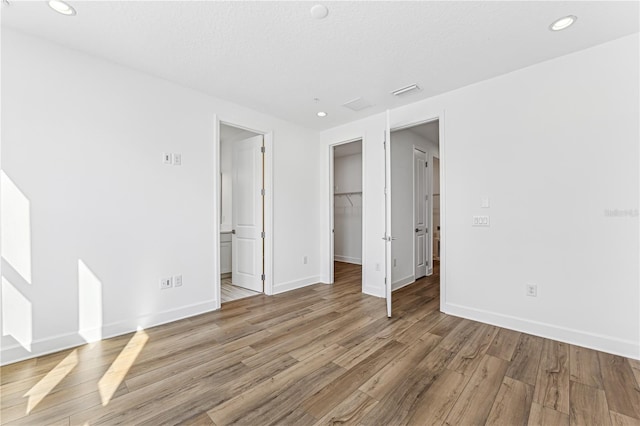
387, 110, 445, 315
328, 137, 365, 288
213, 115, 274, 310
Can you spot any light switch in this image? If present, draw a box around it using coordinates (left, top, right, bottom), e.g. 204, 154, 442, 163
163, 153, 173, 165
173, 153, 182, 166
472, 216, 490, 227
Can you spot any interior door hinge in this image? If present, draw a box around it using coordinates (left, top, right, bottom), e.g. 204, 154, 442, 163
261, 231, 265, 239
261, 146, 265, 153
261, 274, 266, 281
425, 161, 428, 167
261, 188, 265, 196
384, 277, 387, 284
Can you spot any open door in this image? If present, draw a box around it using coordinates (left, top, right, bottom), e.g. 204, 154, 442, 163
384, 111, 392, 318
232, 134, 264, 293
414, 148, 428, 279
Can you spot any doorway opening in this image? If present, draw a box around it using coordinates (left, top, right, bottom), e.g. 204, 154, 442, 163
330, 139, 364, 290
219, 123, 264, 304
389, 120, 440, 295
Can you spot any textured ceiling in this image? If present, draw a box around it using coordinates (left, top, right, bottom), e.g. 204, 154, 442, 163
2, 1, 638, 130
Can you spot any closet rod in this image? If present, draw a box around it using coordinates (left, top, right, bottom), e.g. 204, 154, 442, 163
334, 191, 362, 196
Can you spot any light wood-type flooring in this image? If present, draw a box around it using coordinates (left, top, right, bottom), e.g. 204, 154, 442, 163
221, 277, 261, 304
2, 261, 640, 425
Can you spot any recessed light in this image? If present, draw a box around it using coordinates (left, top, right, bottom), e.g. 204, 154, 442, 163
549, 15, 577, 31
310, 4, 329, 20
48, 0, 76, 16
317, 112, 328, 117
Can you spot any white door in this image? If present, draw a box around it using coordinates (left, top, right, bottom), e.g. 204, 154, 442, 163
414, 148, 428, 279
232, 135, 264, 292
384, 112, 392, 318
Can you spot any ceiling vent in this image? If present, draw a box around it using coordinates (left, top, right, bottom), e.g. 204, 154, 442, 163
342, 97, 373, 112
391, 84, 421, 97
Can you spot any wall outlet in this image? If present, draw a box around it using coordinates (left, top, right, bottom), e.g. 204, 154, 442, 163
375, 263, 380, 272
526, 284, 537, 297
472, 215, 490, 227
303, 256, 308, 264
163, 152, 173, 165
173, 153, 182, 166
160, 277, 173, 289
174, 275, 183, 287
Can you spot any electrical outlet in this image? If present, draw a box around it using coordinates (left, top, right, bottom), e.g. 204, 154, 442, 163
163, 153, 173, 165
303, 256, 308, 264
375, 263, 380, 272
160, 277, 173, 289
173, 153, 182, 166
174, 275, 182, 287
526, 284, 537, 297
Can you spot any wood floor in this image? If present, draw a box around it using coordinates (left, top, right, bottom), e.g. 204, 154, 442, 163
221, 277, 261, 304
2, 261, 640, 425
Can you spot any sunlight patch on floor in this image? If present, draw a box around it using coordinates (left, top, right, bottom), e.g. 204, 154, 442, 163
98, 327, 148, 406
24, 349, 78, 414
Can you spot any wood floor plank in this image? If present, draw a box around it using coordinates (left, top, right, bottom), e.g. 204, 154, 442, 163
302, 340, 406, 419
533, 339, 570, 414
311, 390, 378, 425
358, 333, 441, 401
486, 328, 521, 361
569, 344, 604, 389
404, 368, 469, 426
2, 261, 640, 426
486, 377, 534, 426
359, 347, 457, 425
506, 333, 544, 386
610, 411, 640, 426
528, 402, 569, 426
448, 323, 499, 376
444, 354, 510, 426
569, 380, 611, 426
598, 352, 640, 419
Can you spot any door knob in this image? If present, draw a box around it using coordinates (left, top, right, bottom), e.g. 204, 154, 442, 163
415, 228, 419, 232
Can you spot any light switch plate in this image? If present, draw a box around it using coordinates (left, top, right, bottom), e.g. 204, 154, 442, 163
173, 154, 182, 166
472, 216, 490, 227
481, 197, 490, 208
163, 153, 173, 165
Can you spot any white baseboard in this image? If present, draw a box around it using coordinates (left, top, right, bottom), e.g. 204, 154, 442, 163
0, 299, 218, 366
273, 275, 321, 295
392, 275, 415, 291
334, 255, 362, 265
362, 285, 384, 298
442, 302, 640, 361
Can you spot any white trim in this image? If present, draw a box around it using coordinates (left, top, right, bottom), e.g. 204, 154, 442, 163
273, 275, 321, 295
443, 302, 640, 361
392, 275, 415, 291
1, 299, 217, 366
334, 255, 362, 265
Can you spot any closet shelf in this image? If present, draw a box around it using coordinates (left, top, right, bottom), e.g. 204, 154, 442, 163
334, 191, 362, 195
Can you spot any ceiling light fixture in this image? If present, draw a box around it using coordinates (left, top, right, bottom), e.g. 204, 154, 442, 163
310, 4, 329, 20
391, 84, 421, 97
317, 112, 328, 117
549, 15, 577, 31
48, 0, 76, 16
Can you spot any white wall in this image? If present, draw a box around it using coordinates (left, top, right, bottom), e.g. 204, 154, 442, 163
320, 34, 639, 359
390, 129, 438, 288
0, 29, 322, 364
334, 152, 362, 264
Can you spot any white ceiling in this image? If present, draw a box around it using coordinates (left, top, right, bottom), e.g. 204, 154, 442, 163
2, 1, 638, 130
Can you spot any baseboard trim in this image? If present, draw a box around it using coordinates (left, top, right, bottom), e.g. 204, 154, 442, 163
363, 285, 384, 298
273, 275, 321, 295
442, 302, 640, 361
334, 255, 362, 265
392, 275, 415, 292
0, 299, 218, 366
